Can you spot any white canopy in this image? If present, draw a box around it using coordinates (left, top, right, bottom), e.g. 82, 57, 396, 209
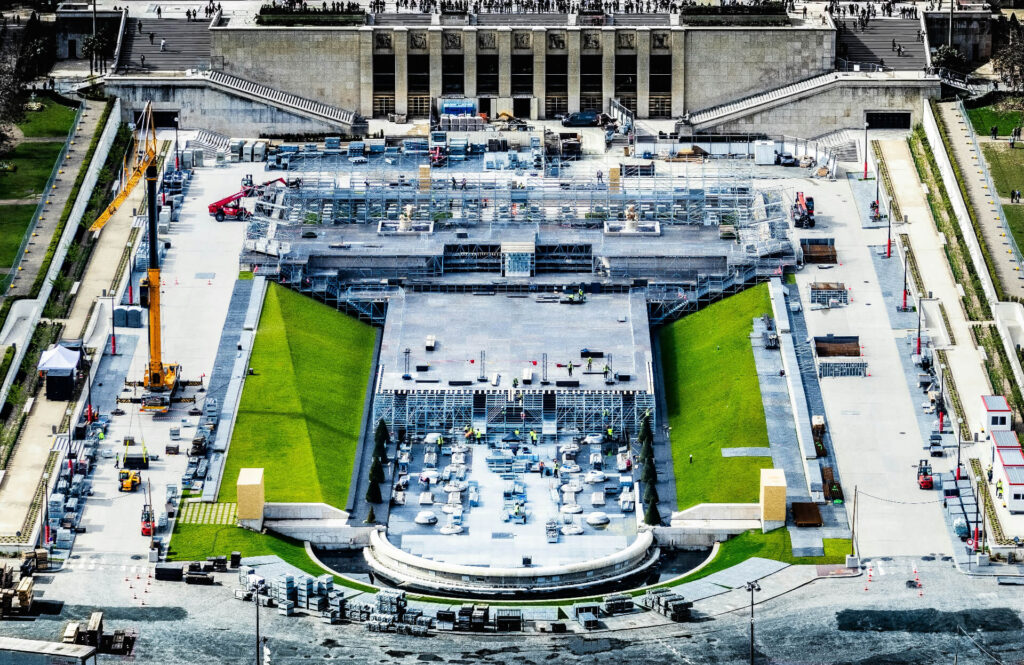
37, 345, 80, 372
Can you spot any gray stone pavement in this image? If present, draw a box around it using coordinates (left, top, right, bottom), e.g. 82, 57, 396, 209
2, 552, 1022, 664
936, 102, 1024, 300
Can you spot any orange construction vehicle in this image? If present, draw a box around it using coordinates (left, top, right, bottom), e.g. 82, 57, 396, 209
118, 469, 141, 492
140, 503, 154, 536
791, 192, 815, 229
917, 459, 934, 490
139, 165, 180, 414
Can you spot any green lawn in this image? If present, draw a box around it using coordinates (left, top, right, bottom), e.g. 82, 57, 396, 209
0, 204, 36, 269
219, 282, 376, 509
167, 522, 378, 591
967, 105, 1024, 138
980, 142, 1022, 199
0, 142, 64, 200
659, 284, 774, 510
17, 97, 78, 138
674, 529, 853, 584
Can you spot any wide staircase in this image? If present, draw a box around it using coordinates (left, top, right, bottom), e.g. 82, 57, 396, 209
836, 18, 927, 70
121, 18, 212, 71
689, 73, 835, 127
200, 70, 367, 133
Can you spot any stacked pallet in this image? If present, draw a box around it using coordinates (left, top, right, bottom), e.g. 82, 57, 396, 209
640, 589, 693, 622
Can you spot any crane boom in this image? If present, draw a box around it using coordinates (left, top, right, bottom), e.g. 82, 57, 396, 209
88, 102, 158, 232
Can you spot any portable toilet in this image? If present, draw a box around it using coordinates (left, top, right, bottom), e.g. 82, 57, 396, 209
253, 141, 267, 162
241, 140, 254, 162
981, 395, 1012, 433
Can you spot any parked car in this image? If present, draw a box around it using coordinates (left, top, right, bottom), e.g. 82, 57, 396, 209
777, 152, 798, 166
562, 111, 601, 127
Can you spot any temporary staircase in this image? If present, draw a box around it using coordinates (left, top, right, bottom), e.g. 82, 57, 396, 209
186, 128, 230, 159
199, 70, 367, 134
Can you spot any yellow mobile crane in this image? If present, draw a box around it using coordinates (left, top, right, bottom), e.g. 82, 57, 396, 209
139, 164, 180, 414
88, 102, 158, 232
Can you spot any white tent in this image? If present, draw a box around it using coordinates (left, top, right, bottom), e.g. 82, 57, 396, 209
37, 344, 80, 372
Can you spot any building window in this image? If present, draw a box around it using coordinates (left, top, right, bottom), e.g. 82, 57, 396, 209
442, 54, 464, 95
546, 96, 568, 117
580, 94, 602, 112
478, 54, 499, 96
546, 54, 568, 94
372, 95, 395, 118
511, 54, 533, 96
407, 95, 431, 118
614, 54, 636, 96
373, 53, 395, 95
649, 95, 671, 118
580, 54, 602, 94
408, 54, 430, 94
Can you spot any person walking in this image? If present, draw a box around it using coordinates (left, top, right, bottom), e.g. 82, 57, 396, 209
138, 19, 143, 33
156, 5, 162, 17
149, 31, 155, 44
140, 53, 146, 67
160, 38, 167, 51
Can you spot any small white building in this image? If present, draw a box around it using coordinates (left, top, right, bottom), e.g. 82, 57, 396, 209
981, 395, 1013, 433
994, 445, 1024, 513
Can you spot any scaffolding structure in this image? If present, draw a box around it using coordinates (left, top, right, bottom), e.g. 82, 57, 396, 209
257, 159, 761, 230
372, 386, 656, 439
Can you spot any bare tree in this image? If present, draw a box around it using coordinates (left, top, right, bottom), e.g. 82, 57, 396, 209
994, 33, 1024, 92
0, 50, 23, 155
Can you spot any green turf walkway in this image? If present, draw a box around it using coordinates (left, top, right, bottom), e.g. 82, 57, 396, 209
659, 284, 774, 511
218, 282, 376, 509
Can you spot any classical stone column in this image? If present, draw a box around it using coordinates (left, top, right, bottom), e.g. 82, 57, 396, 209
601, 27, 616, 114
497, 27, 512, 99
359, 27, 374, 119
636, 28, 650, 119
567, 27, 581, 114
533, 28, 547, 119
671, 28, 685, 118
428, 27, 443, 102
394, 28, 408, 116
464, 28, 477, 100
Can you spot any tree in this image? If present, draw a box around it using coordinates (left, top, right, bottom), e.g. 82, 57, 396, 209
932, 44, 968, 74
638, 416, 653, 446
373, 419, 390, 459
642, 459, 658, 485
0, 53, 21, 155
364, 506, 376, 524
994, 36, 1024, 91
639, 438, 654, 463
368, 455, 385, 484
644, 502, 661, 526
644, 483, 659, 506
365, 481, 382, 504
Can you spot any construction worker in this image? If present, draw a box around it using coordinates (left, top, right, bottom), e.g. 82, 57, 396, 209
97, 430, 105, 441
567, 361, 574, 377
587, 357, 593, 371
437, 434, 443, 446
607, 426, 614, 440
529, 430, 537, 444
603, 364, 611, 377
475, 429, 482, 443
512, 378, 519, 389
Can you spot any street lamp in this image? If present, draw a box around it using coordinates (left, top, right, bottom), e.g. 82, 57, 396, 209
745, 580, 761, 665
863, 121, 869, 180
253, 579, 266, 665
173, 116, 180, 172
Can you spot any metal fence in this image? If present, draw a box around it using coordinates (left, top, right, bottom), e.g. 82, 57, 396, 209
955, 96, 1024, 273
1, 99, 85, 291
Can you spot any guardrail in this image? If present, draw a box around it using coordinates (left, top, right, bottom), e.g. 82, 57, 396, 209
1, 100, 85, 291
955, 96, 1024, 275
111, 7, 128, 73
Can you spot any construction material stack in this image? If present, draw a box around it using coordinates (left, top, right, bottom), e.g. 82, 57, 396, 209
601, 594, 633, 616
640, 588, 693, 622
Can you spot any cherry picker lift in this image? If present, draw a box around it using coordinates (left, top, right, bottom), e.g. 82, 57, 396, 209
207, 175, 300, 222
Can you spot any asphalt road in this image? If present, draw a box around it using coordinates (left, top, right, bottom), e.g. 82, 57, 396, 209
3, 554, 1022, 664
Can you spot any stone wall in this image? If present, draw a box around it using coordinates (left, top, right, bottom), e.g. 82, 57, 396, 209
714, 78, 939, 137
683, 27, 834, 112
924, 10, 992, 63
107, 78, 339, 136
212, 26, 365, 112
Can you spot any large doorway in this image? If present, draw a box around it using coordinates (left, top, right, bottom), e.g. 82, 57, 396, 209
512, 98, 531, 119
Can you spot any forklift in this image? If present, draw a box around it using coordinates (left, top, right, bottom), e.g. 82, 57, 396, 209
917, 459, 934, 490
118, 470, 141, 492
140, 503, 154, 536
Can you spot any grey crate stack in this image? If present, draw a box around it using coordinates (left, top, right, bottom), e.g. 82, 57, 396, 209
272, 574, 296, 604
640, 589, 693, 622
818, 361, 868, 378
601, 594, 633, 615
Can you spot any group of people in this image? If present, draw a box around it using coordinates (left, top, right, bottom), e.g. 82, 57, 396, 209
265, 0, 364, 12
374, 0, 737, 14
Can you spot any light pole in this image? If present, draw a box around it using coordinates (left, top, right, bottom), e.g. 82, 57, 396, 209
173, 116, 180, 171
863, 121, 869, 180
901, 246, 908, 311
916, 294, 923, 356
745, 580, 761, 665
253, 579, 265, 665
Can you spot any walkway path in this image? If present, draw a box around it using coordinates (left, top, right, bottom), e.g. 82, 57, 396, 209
936, 101, 1024, 300
879, 139, 993, 434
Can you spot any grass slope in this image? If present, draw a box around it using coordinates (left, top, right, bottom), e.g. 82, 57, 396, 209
676, 529, 852, 584
17, 97, 78, 138
0, 142, 64, 200
967, 106, 1023, 138
219, 282, 376, 508
980, 143, 1024, 253
660, 284, 773, 510
0, 204, 36, 268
